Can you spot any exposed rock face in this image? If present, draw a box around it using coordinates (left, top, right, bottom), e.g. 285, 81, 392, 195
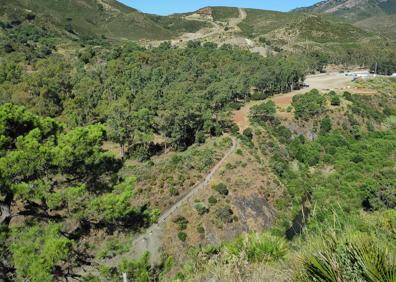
307, 0, 371, 13
197, 7, 212, 17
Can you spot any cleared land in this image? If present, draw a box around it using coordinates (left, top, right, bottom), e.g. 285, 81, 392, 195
233, 72, 356, 131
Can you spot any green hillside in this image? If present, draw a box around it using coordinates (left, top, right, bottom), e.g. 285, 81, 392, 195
238, 9, 370, 43
0, 0, 208, 40
1, 1, 396, 281
295, 0, 396, 38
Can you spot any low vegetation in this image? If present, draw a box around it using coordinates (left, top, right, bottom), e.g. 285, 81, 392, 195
1, 0, 396, 280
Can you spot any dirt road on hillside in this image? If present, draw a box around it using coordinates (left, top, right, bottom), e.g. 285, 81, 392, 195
233, 72, 355, 132
177, 8, 247, 43
94, 137, 238, 270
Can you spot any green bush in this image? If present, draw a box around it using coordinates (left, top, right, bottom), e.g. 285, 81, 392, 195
225, 233, 287, 263
243, 128, 253, 140
193, 202, 209, 215
250, 101, 276, 123
10, 224, 72, 282
213, 183, 229, 196
320, 116, 332, 134
208, 196, 218, 205
178, 231, 187, 242
173, 216, 189, 230
330, 95, 341, 106
119, 252, 151, 282
292, 89, 326, 120
298, 234, 396, 282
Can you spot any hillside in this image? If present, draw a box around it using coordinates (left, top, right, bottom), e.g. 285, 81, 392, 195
0, 0, 208, 40
296, 0, 396, 19
295, 0, 396, 37
1, 1, 396, 281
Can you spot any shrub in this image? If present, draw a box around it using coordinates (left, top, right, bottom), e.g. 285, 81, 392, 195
250, 101, 276, 123
4, 43, 14, 53
173, 216, 189, 230
231, 124, 239, 135
292, 89, 326, 120
208, 196, 218, 205
178, 231, 187, 242
213, 183, 229, 196
298, 234, 396, 282
243, 128, 253, 140
193, 202, 209, 215
330, 95, 341, 106
225, 233, 287, 263
215, 206, 234, 223
197, 225, 205, 234
320, 116, 332, 134
343, 91, 353, 101
351, 154, 364, 163
272, 125, 292, 144
119, 252, 151, 281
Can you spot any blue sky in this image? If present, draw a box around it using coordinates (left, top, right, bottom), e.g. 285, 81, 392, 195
118, 0, 320, 15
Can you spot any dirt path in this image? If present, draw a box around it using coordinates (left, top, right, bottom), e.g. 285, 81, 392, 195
233, 72, 355, 131
92, 137, 238, 270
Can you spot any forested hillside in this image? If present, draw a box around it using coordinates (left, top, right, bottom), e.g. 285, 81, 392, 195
1, 0, 396, 281
0, 0, 208, 40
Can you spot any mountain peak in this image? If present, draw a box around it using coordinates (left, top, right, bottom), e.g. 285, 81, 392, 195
296, 0, 396, 19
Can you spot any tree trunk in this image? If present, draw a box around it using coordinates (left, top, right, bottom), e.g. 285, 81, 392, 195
120, 144, 125, 161
0, 202, 10, 225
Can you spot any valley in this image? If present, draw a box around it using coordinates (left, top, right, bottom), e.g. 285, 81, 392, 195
0, 0, 396, 281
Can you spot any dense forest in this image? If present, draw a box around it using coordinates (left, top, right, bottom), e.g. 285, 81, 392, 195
1, 1, 396, 281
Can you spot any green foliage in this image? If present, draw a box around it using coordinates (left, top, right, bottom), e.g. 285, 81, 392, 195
299, 234, 396, 282
320, 116, 332, 135
292, 89, 326, 120
363, 168, 396, 211
208, 196, 218, 205
119, 252, 151, 282
242, 128, 253, 140
330, 95, 341, 106
173, 216, 189, 231
10, 224, 71, 282
86, 177, 136, 223
371, 53, 396, 75
250, 100, 276, 124
211, 7, 240, 22
0, 104, 151, 278
178, 231, 187, 242
213, 183, 229, 196
0, 62, 22, 84
96, 239, 129, 259
193, 202, 209, 215
225, 232, 287, 263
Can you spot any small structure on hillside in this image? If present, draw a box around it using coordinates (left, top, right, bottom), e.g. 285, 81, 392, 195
197, 7, 212, 19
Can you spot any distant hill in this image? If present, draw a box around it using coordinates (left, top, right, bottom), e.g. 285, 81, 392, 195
0, 0, 390, 53
295, 0, 396, 19
295, 0, 396, 37
0, 0, 208, 40
238, 8, 369, 41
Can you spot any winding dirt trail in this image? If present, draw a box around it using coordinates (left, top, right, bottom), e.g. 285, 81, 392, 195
95, 137, 238, 269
